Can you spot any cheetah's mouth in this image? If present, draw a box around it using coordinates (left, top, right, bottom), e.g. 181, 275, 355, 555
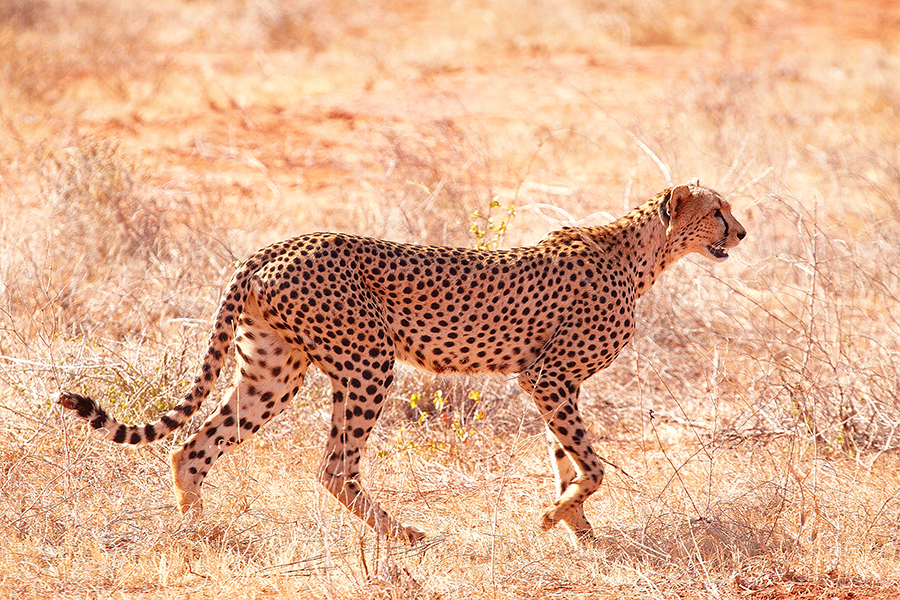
707, 234, 732, 260
707, 243, 729, 259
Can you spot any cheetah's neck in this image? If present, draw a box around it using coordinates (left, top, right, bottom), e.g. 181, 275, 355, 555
582, 195, 672, 299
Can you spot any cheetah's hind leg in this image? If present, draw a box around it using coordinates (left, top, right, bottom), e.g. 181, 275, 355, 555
170, 290, 309, 516
317, 372, 425, 543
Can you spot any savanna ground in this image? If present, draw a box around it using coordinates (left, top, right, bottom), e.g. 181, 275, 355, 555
2, 0, 900, 598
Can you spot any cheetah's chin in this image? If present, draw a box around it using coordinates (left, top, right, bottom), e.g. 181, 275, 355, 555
707, 244, 729, 260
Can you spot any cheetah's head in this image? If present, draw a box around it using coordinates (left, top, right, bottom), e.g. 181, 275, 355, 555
658, 179, 746, 262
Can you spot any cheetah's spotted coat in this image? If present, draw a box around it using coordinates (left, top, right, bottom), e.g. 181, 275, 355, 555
59, 181, 746, 545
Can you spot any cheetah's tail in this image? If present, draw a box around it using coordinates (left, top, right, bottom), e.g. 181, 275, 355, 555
57, 252, 268, 446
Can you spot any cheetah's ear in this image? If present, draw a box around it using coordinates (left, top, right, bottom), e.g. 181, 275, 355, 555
659, 184, 692, 233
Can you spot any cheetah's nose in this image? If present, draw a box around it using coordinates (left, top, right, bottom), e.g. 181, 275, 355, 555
737, 228, 746, 241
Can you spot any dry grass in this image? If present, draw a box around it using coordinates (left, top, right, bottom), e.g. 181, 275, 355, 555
2, 0, 900, 598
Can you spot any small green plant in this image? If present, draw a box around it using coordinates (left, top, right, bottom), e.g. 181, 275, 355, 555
398, 388, 487, 454
467, 389, 487, 421
470, 197, 516, 250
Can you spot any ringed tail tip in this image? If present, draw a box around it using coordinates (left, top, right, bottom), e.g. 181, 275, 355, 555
57, 391, 97, 420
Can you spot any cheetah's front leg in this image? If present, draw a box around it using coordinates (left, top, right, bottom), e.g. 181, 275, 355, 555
520, 371, 604, 546
545, 425, 595, 543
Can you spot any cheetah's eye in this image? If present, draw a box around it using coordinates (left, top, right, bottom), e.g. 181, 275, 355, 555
714, 209, 725, 227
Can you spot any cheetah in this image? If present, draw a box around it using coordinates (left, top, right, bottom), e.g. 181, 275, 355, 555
58, 179, 746, 546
